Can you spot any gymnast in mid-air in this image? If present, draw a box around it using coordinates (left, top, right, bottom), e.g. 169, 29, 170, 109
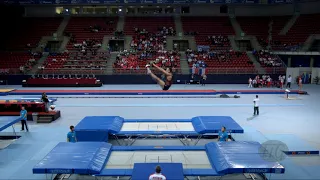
146, 62, 173, 91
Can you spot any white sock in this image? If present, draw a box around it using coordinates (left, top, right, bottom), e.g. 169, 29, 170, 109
147, 68, 151, 74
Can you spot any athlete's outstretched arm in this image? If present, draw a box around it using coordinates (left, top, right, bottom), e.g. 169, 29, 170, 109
152, 64, 171, 76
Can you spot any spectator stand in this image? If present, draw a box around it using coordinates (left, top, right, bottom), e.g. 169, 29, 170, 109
253, 49, 287, 74
186, 49, 255, 74
113, 49, 181, 74
0, 52, 42, 74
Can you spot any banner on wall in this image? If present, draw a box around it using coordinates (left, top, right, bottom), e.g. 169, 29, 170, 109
10, 0, 278, 4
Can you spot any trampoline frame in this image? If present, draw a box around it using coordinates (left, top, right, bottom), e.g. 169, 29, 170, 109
110, 133, 205, 146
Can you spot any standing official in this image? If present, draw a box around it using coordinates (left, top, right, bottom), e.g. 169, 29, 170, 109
253, 95, 260, 116
20, 106, 29, 132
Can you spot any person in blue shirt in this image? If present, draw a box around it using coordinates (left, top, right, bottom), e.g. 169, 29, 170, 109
218, 126, 228, 142
20, 106, 28, 132
67, 125, 77, 143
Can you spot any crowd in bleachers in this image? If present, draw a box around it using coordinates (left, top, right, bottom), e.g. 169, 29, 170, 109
41, 51, 109, 73
72, 39, 102, 55
206, 35, 229, 48
0, 52, 42, 74
253, 49, 283, 67
186, 48, 251, 67
130, 26, 175, 52
113, 49, 180, 72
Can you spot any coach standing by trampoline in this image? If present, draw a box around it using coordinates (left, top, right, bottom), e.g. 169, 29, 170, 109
20, 106, 29, 132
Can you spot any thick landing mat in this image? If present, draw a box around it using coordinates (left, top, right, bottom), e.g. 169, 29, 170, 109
33, 142, 111, 174
0, 116, 21, 132
10, 89, 303, 95
33, 142, 285, 177
75, 116, 243, 142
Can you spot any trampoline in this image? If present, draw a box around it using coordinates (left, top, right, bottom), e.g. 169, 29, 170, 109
33, 141, 285, 179
0, 116, 21, 138
75, 116, 244, 145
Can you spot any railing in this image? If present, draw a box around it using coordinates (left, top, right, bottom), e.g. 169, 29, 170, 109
23, 67, 287, 75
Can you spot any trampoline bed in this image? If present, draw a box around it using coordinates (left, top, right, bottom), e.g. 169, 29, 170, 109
75, 116, 244, 145
33, 141, 285, 179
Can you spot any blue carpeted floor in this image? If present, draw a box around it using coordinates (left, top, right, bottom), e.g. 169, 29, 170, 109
0, 84, 319, 180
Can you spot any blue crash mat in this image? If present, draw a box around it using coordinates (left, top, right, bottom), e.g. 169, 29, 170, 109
131, 163, 184, 180
75, 116, 243, 142
206, 142, 285, 174
33, 142, 112, 174
0, 116, 21, 132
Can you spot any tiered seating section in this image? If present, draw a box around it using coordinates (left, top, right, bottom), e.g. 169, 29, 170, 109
113, 50, 181, 74
6, 18, 62, 50
0, 52, 40, 74
181, 17, 234, 50
65, 17, 118, 50
113, 17, 178, 73
254, 50, 286, 74
237, 16, 290, 48
124, 17, 175, 36
187, 50, 255, 74
41, 52, 108, 74
272, 14, 320, 50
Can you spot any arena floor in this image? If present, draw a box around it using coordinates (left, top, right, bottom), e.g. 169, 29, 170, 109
0, 84, 320, 180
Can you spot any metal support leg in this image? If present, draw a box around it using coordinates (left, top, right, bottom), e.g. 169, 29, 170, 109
112, 134, 121, 146
194, 135, 202, 145
128, 136, 138, 146
178, 135, 188, 146
11, 125, 18, 139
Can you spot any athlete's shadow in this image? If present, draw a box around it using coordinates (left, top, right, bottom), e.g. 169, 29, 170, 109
247, 112, 266, 121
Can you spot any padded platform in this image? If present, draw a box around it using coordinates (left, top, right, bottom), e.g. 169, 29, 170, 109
33, 142, 285, 177
33, 142, 111, 174
131, 163, 184, 180
206, 142, 285, 174
10, 89, 304, 95
0, 116, 21, 132
75, 116, 243, 141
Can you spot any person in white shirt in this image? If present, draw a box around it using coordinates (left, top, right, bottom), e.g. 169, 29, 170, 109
282, 75, 286, 84
286, 75, 292, 88
253, 95, 259, 116
248, 78, 253, 88
149, 166, 166, 180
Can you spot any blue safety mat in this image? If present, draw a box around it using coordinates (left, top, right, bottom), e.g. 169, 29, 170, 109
75, 116, 124, 141
264, 134, 319, 155
0, 116, 21, 132
131, 163, 184, 180
75, 116, 243, 142
205, 142, 285, 174
33, 142, 112, 174
192, 116, 244, 133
